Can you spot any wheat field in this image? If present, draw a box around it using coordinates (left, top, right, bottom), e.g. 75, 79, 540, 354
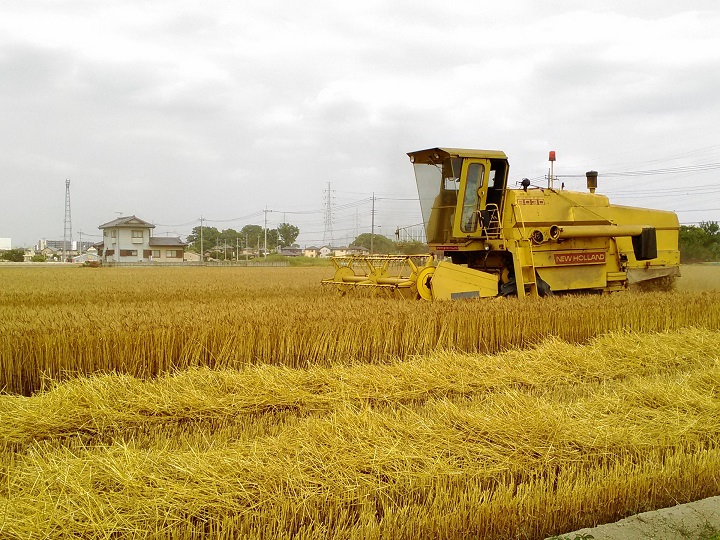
1, 265, 720, 395
0, 264, 719, 538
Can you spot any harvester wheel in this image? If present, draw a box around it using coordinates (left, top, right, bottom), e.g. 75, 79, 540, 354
416, 266, 435, 301
333, 266, 356, 295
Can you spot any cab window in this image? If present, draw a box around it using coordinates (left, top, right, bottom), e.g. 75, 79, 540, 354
460, 163, 484, 233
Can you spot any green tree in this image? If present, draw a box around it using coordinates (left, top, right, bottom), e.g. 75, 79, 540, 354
187, 226, 220, 255
700, 221, 720, 236
350, 233, 396, 254
221, 228, 240, 243
239, 225, 264, 249
678, 221, 720, 262
266, 229, 279, 252
277, 223, 300, 248
1, 248, 25, 262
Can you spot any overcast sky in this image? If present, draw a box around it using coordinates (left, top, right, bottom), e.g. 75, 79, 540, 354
2, 0, 719, 248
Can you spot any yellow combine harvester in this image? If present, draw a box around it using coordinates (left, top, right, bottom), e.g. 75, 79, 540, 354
322, 147, 680, 300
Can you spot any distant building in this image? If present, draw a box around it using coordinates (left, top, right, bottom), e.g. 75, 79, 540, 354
97, 215, 187, 263
332, 246, 350, 257
303, 246, 320, 258
0, 238, 11, 251
22, 247, 37, 262
347, 245, 369, 256
35, 239, 93, 252
72, 246, 100, 263
326, 246, 367, 257
279, 247, 302, 257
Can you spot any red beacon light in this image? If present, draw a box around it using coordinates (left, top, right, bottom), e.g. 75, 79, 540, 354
548, 151, 556, 188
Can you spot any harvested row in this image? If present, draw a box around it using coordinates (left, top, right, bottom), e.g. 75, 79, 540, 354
1, 328, 719, 538
2, 266, 720, 395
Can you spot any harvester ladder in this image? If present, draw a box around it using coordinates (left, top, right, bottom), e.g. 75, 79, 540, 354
510, 203, 539, 298
511, 239, 539, 298
482, 204, 502, 239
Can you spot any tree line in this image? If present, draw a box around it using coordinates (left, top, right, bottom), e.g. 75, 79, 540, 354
678, 221, 720, 262
184, 224, 428, 259
186, 223, 300, 257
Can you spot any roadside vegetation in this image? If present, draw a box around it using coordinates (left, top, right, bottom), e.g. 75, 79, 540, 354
679, 221, 720, 262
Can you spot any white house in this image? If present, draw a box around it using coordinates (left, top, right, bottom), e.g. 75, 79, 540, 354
149, 237, 187, 262
98, 215, 187, 263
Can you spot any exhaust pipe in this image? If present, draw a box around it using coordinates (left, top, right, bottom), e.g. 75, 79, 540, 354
586, 171, 598, 193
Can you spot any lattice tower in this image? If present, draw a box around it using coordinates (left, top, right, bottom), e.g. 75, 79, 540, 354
63, 179, 72, 262
323, 182, 334, 246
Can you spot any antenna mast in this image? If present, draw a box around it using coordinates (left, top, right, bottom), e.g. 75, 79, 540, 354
63, 179, 72, 262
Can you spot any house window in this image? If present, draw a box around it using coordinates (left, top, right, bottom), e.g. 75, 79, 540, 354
120, 249, 138, 257
105, 249, 114, 256
132, 230, 144, 238
151, 250, 160, 258
166, 250, 181, 258
111, 230, 117, 238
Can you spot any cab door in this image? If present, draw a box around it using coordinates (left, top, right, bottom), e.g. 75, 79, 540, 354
453, 159, 491, 238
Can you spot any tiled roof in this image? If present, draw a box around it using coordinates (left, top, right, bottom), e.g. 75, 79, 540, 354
99, 215, 155, 229
149, 236, 187, 247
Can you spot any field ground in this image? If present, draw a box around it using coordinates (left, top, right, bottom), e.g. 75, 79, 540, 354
0, 264, 718, 538
553, 495, 720, 540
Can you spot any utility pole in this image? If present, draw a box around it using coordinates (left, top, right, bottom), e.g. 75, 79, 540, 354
263, 207, 269, 257
78, 231, 83, 255
199, 216, 204, 263
370, 192, 376, 255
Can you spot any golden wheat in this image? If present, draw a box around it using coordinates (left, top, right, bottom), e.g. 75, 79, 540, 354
0, 328, 718, 538
2, 266, 720, 395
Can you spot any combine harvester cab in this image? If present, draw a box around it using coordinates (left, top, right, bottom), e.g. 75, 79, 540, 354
322, 147, 681, 300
